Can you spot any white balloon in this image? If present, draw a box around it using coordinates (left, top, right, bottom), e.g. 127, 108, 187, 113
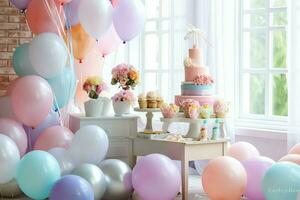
48, 147, 75, 176
68, 125, 109, 165
0, 134, 20, 184
29, 33, 67, 79
78, 0, 113, 39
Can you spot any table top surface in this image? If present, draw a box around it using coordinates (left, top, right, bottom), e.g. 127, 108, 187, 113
134, 107, 161, 112
70, 113, 139, 120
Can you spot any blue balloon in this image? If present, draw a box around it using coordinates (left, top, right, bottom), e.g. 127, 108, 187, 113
16, 151, 61, 200
262, 162, 300, 200
12, 43, 37, 76
47, 67, 76, 109
50, 175, 94, 200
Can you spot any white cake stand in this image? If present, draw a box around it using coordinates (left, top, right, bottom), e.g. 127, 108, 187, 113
134, 108, 161, 133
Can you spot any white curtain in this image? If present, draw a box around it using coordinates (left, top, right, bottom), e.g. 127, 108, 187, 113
287, 0, 300, 148
190, 0, 237, 141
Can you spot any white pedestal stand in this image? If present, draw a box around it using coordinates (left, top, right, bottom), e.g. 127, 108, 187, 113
134, 108, 161, 133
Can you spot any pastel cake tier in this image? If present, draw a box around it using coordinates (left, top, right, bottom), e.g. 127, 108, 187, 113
175, 95, 215, 107
185, 67, 209, 82
181, 82, 213, 96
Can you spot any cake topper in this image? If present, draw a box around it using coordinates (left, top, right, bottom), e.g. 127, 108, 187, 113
184, 25, 212, 48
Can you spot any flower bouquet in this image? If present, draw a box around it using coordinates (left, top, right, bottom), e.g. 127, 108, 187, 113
83, 76, 107, 99
111, 63, 140, 90
160, 103, 179, 118
181, 99, 200, 118
112, 90, 135, 116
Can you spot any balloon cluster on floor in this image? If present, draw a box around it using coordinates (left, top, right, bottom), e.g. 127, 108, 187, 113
201, 141, 300, 200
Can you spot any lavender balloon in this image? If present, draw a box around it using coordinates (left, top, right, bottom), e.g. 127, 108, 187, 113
64, 0, 80, 27
49, 175, 94, 200
24, 110, 60, 150
113, 0, 145, 42
10, 0, 32, 10
132, 154, 181, 200
243, 156, 275, 200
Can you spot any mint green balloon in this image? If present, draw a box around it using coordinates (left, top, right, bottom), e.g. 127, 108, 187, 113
16, 151, 60, 200
262, 162, 300, 200
12, 43, 37, 76
47, 67, 76, 109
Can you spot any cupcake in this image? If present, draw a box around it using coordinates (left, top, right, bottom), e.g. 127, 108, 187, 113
156, 94, 164, 108
138, 93, 147, 109
214, 99, 229, 118
146, 91, 157, 108
160, 103, 179, 118
181, 99, 200, 118
199, 104, 213, 119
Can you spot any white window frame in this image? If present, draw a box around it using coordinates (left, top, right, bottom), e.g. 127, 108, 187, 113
236, 0, 288, 131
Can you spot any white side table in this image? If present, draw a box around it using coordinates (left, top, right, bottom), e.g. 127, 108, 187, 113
69, 114, 138, 167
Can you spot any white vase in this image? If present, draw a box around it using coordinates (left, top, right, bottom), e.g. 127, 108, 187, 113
84, 99, 106, 117
97, 96, 111, 116
113, 101, 131, 116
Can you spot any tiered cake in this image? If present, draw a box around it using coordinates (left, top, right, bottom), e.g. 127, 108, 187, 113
175, 45, 215, 108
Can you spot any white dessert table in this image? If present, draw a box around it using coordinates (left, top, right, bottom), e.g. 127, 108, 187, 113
134, 108, 161, 133
130, 137, 229, 200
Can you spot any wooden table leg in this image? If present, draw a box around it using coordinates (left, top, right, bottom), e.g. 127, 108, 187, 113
131, 155, 137, 168
181, 159, 189, 200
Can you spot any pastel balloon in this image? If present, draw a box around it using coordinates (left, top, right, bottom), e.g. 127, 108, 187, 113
50, 175, 94, 200
48, 147, 75, 175
0, 96, 18, 120
0, 118, 27, 157
202, 156, 247, 200
26, 0, 65, 35
56, 0, 72, 5
34, 126, 73, 151
98, 159, 133, 200
242, 156, 275, 200
64, 0, 80, 26
47, 67, 76, 109
279, 154, 300, 165
262, 162, 300, 200
78, 0, 113, 39
132, 154, 181, 200
289, 143, 300, 154
12, 43, 37, 77
10, 0, 31, 10
113, 0, 145, 42
0, 179, 22, 198
68, 125, 108, 165
98, 25, 122, 57
29, 33, 67, 79
16, 151, 61, 200
24, 110, 60, 150
0, 134, 20, 184
73, 164, 107, 200
111, 0, 119, 7
11, 76, 53, 127
67, 24, 96, 60
228, 141, 260, 162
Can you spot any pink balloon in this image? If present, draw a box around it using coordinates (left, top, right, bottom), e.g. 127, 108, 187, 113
0, 118, 27, 157
288, 143, 300, 154
228, 142, 260, 162
202, 156, 247, 200
98, 25, 122, 57
11, 76, 53, 127
26, 0, 66, 35
34, 125, 73, 151
242, 156, 275, 200
132, 154, 181, 200
55, 0, 72, 5
279, 154, 300, 165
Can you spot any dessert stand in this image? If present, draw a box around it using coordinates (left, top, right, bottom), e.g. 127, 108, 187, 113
160, 113, 227, 140
134, 108, 161, 133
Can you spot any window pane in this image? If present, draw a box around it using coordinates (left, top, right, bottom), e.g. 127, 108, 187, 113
161, 20, 170, 31
271, 30, 287, 68
145, 34, 159, 69
173, 31, 186, 69
243, 31, 267, 68
244, 0, 266, 9
242, 74, 266, 115
145, 0, 159, 19
161, 33, 169, 69
161, 0, 170, 18
173, 0, 185, 16
271, 12, 287, 26
173, 72, 184, 97
161, 73, 170, 102
144, 73, 158, 92
145, 21, 158, 32
244, 14, 267, 27
271, 0, 287, 7
272, 74, 288, 116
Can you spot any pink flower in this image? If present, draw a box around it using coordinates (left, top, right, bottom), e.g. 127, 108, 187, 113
95, 83, 108, 95
193, 74, 214, 85
83, 82, 92, 92
112, 90, 135, 104
181, 99, 200, 112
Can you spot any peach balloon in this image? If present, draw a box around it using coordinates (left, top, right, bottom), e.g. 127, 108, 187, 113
34, 125, 73, 151
98, 24, 122, 57
279, 154, 300, 165
11, 76, 53, 127
66, 23, 96, 61
288, 143, 300, 154
0, 118, 27, 157
26, 0, 66, 35
202, 156, 247, 200
228, 142, 260, 162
